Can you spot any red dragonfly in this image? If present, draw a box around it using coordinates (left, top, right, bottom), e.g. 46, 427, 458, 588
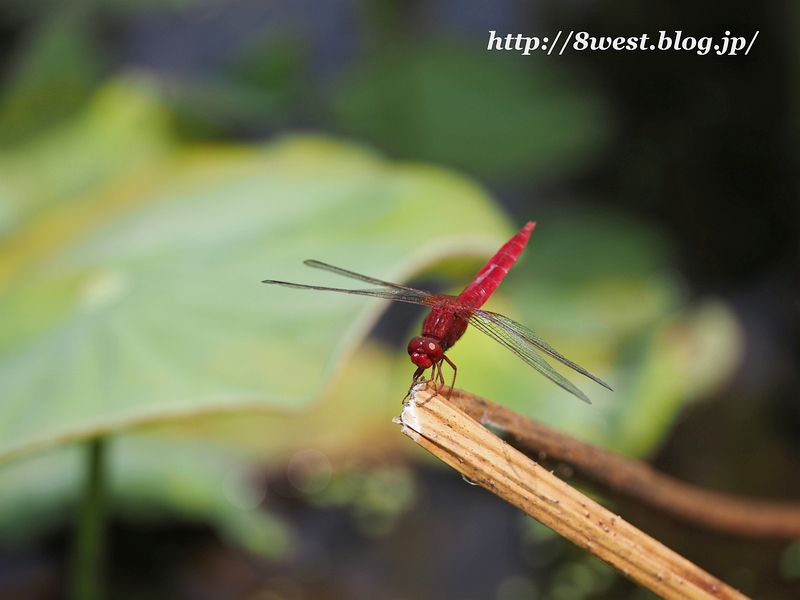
263, 222, 611, 403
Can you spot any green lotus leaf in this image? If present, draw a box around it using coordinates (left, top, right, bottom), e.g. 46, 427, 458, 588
0, 125, 511, 464
0, 76, 175, 234
134, 342, 411, 461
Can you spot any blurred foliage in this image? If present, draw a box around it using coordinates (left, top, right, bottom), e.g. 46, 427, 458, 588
332, 39, 613, 181
781, 541, 800, 580
0, 436, 288, 557
0, 79, 175, 232
0, 14, 105, 145
306, 455, 417, 538
163, 32, 313, 140
520, 517, 618, 598
0, 79, 512, 466
0, 5, 745, 570
96, 30, 613, 181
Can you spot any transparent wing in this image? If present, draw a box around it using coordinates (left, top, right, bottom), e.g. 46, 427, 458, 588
261, 279, 443, 306
303, 260, 427, 293
466, 310, 612, 403
263, 260, 449, 306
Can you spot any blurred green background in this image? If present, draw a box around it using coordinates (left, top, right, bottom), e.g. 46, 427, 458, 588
0, 1, 797, 599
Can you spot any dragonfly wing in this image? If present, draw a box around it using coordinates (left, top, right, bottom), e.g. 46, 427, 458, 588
262, 279, 436, 305
470, 310, 612, 391
304, 260, 428, 293
474, 310, 614, 392
466, 313, 591, 403
465, 310, 611, 403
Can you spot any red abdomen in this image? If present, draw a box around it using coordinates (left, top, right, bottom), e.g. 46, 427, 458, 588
457, 221, 535, 308
419, 222, 535, 352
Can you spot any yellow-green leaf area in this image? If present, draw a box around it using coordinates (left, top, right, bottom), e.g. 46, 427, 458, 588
0, 129, 511, 464
0, 77, 176, 233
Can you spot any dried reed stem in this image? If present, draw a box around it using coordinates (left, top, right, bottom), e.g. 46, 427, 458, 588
395, 383, 749, 600
447, 386, 800, 539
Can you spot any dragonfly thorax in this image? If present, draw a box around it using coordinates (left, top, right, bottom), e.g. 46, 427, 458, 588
407, 336, 443, 369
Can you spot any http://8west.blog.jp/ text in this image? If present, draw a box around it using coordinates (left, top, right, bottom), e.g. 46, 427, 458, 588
487, 30, 759, 57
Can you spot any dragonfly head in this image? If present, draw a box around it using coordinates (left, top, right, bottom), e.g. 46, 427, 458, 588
407, 336, 443, 369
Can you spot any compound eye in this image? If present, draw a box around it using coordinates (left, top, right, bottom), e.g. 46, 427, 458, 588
409, 352, 433, 369
423, 339, 443, 362
407, 336, 425, 356
407, 336, 443, 363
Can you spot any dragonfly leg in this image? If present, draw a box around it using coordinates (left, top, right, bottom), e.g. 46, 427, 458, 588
428, 360, 445, 399
405, 365, 432, 401
407, 361, 454, 400
441, 354, 457, 400
420, 361, 442, 396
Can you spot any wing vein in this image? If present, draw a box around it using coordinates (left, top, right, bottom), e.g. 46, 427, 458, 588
465, 313, 596, 403
303, 260, 427, 293
472, 310, 612, 390
261, 279, 438, 305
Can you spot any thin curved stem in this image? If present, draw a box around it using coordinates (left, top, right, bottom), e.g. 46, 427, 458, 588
444, 386, 800, 539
